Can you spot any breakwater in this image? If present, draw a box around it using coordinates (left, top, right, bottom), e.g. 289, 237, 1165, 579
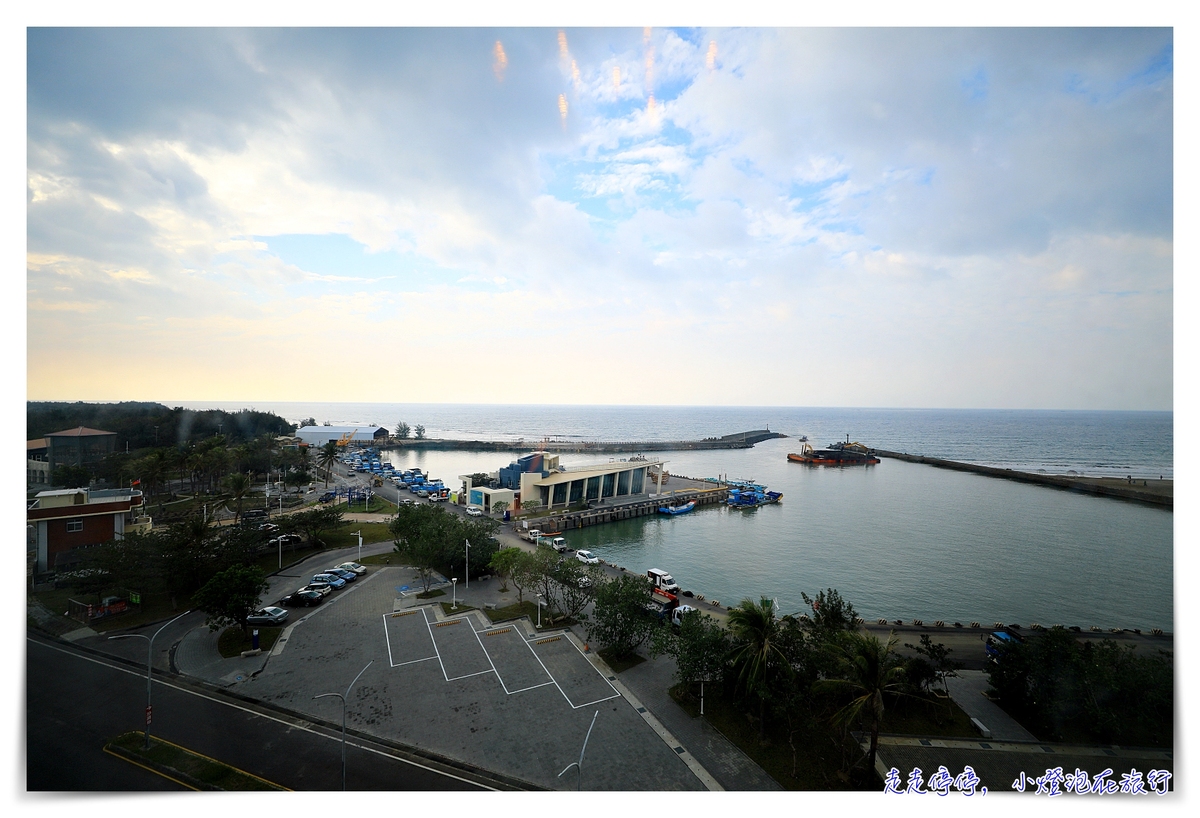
873, 449, 1172, 508
381, 429, 787, 454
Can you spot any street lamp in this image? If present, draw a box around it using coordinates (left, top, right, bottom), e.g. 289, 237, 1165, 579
107, 609, 192, 749
536, 593, 543, 628
313, 659, 373, 791
451, 578, 457, 609
557, 710, 599, 791
464, 539, 471, 590
353, 530, 363, 562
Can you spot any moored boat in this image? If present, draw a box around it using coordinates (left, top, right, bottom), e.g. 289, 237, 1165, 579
727, 487, 783, 508
788, 436, 880, 466
658, 500, 696, 515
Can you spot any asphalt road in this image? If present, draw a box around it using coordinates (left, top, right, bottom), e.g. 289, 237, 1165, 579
26, 636, 494, 791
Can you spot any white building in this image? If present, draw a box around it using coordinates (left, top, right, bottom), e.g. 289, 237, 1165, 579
294, 425, 389, 447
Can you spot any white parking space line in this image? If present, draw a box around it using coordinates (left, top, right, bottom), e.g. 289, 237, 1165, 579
382, 609, 438, 668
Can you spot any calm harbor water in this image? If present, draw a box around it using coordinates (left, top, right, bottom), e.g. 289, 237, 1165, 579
179, 402, 1175, 630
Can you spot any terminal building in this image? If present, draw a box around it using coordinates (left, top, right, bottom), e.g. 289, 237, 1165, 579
464, 452, 666, 512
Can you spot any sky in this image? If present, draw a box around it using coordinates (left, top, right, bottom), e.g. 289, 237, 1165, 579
24, 21, 1176, 410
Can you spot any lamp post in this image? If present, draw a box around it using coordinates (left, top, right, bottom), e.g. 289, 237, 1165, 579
536, 594, 543, 628
557, 710, 599, 791
107, 609, 192, 749
313, 659, 373, 791
451, 578, 457, 609
353, 530, 363, 562
464, 539, 471, 590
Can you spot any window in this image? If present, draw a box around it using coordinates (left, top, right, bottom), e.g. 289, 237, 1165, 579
66, 518, 83, 533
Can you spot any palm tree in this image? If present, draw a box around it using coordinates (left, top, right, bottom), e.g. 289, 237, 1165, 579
225, 472, 251, 523
726, 597, 792, 734
317, 440, 339, 486
816, 630, 910, 774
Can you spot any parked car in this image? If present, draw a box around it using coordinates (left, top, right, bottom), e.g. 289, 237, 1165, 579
576, 550, 600, 565
336, 562, 367, 575
269, 534, 303, 548
299, 583, 332, 597
246, 606, 289, 626
257, 522, 280, 533
243, 509, 268, 521
465, 506, 483, 517
550, 537, 570, 553
318, 491, 337, 503
312, 573, 345, 589
282, 590, 323, 607
324, 567, 357, 582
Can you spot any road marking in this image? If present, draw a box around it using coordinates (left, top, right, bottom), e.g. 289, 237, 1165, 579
103, 745, 199, 790
30, 637, 497, 791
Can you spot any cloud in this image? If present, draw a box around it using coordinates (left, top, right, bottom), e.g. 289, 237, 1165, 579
25, 27, 1172, 409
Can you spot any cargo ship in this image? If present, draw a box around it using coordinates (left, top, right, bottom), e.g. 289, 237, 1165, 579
787, 436, 880, 466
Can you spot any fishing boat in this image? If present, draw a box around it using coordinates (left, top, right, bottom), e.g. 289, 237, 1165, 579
727, 487, 783, 508
658, 500, 696, 515
788, 436, 880, 466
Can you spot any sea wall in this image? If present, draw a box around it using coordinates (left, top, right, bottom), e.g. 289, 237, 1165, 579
873, 449, 1172, 508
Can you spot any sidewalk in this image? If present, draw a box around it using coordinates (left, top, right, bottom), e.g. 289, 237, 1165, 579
944, 669, 1037, 741
617, 651, 782, 790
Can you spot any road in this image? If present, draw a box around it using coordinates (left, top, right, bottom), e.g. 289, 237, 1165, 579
26, 635, 497, 791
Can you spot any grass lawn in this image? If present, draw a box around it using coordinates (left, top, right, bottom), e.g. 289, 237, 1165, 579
321, 521, 394, 550
358, 553, 401, 566
217, 626, 283, 657
107, 731, 287, 791
440, 602, 476, 615
416, 588, 446, 599
30, 588, 187, 635
881, 693, 980, 738
332, 496, 396, 514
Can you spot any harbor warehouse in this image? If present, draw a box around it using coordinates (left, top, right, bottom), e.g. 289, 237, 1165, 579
480, 452, 665, 510
294, 425, 388, 446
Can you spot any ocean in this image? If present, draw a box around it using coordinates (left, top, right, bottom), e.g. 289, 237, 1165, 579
176, 402, 1175, 630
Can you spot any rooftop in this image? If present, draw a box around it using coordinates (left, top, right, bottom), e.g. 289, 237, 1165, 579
45, 426, 116, 438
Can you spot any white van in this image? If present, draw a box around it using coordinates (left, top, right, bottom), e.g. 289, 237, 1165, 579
647, 568, 680, 593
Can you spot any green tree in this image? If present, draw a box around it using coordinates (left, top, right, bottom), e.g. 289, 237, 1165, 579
904, 633, 963, 698
491, 500, 509, 516
50, 463, 91, 488
192, 565, 269, 634
488, 546, 521, 593
317, 440, 339, 487
587, 574, 654, 659
224, 472, 251, 523
389, 504, 452, 592
651, 608, 731, 694
395, 421, 411, 439
800, 588, 859, 637
291, 505, 345, 548
727, 597, 792, 734
414, 424, 426, 440
816, 630, 910, 774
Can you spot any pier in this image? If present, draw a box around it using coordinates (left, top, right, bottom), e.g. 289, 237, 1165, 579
873, 449, 1172, 508
381, 429, 787, 453
513, 477, 729, 533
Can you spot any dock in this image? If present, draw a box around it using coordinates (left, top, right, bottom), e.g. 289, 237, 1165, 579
381, 429, 787, 453
873, 449, 1172, 508
513, 475, 729, 533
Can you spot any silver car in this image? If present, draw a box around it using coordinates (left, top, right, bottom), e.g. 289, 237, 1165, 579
246, 606, 289, 626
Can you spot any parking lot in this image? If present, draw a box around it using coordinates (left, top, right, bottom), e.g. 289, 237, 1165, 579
384, 607, 621, 708
242, 564, 705, 790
